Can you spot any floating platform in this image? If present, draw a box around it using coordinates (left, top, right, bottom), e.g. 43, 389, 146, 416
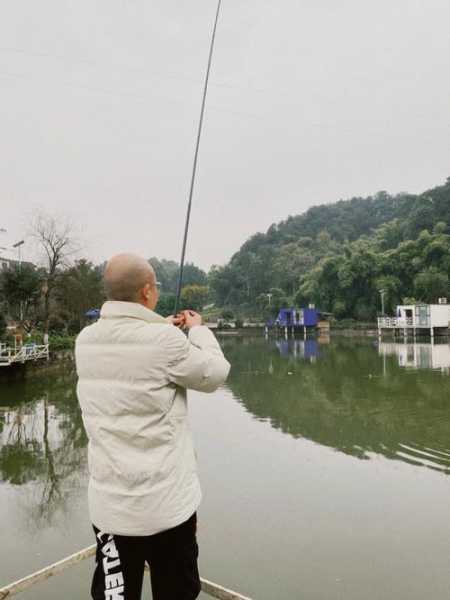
0, 344, 49, 367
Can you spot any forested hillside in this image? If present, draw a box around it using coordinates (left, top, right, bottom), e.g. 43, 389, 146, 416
209, 177, 450, 320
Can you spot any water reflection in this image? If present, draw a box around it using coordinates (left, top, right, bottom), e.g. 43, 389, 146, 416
1, 335, 449, 528
274, 338, 324, 362
223, 337, 450, 474
0, 367, 87, 524
379, 340, 450, 372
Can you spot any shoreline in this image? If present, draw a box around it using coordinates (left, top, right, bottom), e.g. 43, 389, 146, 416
1, 329, 448, 380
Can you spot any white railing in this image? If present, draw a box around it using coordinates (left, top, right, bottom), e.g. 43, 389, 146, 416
378, 317, 412, 328
0, 344, 49, 366
0, 544, 252, 600
11, 344, 49, 363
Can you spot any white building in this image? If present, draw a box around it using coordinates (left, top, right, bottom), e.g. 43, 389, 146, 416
0, 256, 13, 271
378, 300, 450, 337
0, 256, 34, 271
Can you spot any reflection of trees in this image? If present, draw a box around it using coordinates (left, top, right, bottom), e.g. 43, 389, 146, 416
40, 393, 61, 517
223, 337, 450, 474
0, 366, 88, 524
0, 405, 45, 484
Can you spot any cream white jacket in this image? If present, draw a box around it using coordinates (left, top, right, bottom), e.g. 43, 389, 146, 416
75, 301, 230, 536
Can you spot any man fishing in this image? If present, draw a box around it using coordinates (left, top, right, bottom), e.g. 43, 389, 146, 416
75, 253, 230, 600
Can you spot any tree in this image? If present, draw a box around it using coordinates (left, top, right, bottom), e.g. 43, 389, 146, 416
156, 293, 176, 317
272, 241, 314, 295
208, 264, 239, 306
30, 212, 78, 336
374, 275, 402, 314
182, 263, 208, 287
180, 285, 209, 312
149, 258, 207, 294
414, 269, 449, 303
56, 260, 104, 333
256, 288, 288, 318
0, 313, 6, 338
149, 258, 179, 293
0, 264, 42, 331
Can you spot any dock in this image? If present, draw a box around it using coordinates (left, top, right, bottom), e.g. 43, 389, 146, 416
0, 343, 49, 367
377, 301, 450, 339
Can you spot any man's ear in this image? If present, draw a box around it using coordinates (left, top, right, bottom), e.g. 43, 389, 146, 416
143, 283, 152, 300
137, 283, 149, 303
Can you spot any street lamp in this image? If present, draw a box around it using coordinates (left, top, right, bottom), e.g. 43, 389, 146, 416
379, 289, 386, 316
266, 293, 273, 307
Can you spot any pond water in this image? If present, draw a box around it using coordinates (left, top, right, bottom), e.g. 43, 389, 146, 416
1, 335, 449, 600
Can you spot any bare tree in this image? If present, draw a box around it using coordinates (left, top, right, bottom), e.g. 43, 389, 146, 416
30, 211, 79, 337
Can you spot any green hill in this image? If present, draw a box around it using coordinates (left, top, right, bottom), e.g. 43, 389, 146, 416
209, 177, 450, 320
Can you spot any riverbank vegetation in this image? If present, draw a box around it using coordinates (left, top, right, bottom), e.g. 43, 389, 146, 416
209, 177, 450, 321
1, 178, 449, 341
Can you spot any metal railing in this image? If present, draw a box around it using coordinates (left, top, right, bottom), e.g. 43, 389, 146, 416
377, 317, 427, 328
0, 344, 49, 367
0, 544, 252, 600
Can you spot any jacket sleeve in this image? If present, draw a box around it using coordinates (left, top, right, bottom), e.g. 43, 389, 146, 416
165, 325, 230, 393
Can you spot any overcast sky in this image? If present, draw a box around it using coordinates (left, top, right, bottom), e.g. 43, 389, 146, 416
1, 0, 450, 270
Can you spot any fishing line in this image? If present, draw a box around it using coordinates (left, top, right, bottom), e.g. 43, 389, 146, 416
174, 0, 222, 314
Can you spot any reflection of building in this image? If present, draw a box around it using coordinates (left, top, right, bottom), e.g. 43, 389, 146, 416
275, 339, 323, 362
378, 301, 450, 337
379, 341, 450, 371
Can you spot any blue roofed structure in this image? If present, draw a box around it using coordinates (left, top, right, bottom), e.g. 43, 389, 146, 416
270, 307, 319, 329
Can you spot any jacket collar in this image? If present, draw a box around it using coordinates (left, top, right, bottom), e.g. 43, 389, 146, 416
100, 301, 168, 324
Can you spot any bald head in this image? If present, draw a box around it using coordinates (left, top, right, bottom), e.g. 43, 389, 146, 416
104, 254, 156, 303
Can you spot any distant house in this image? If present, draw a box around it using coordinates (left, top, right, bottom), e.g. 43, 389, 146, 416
0, 256, 35, 271
378, 300, 450, 336
267, 306, 330, 334
273, 307, 319, 328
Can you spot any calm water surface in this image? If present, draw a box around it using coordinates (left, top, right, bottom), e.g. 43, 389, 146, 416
1, 336, 449, 599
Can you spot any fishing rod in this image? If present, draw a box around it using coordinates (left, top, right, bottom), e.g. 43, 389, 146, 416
174, 0, 222, 315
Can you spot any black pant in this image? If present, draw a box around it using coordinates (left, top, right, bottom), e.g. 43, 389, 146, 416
91, 513, 201, 600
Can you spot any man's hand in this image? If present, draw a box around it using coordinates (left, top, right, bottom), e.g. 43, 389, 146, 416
166, 314, 185, 328
181, 310, 202, 330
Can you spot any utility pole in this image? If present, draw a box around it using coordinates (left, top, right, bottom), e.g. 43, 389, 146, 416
379, 289, 386, 316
